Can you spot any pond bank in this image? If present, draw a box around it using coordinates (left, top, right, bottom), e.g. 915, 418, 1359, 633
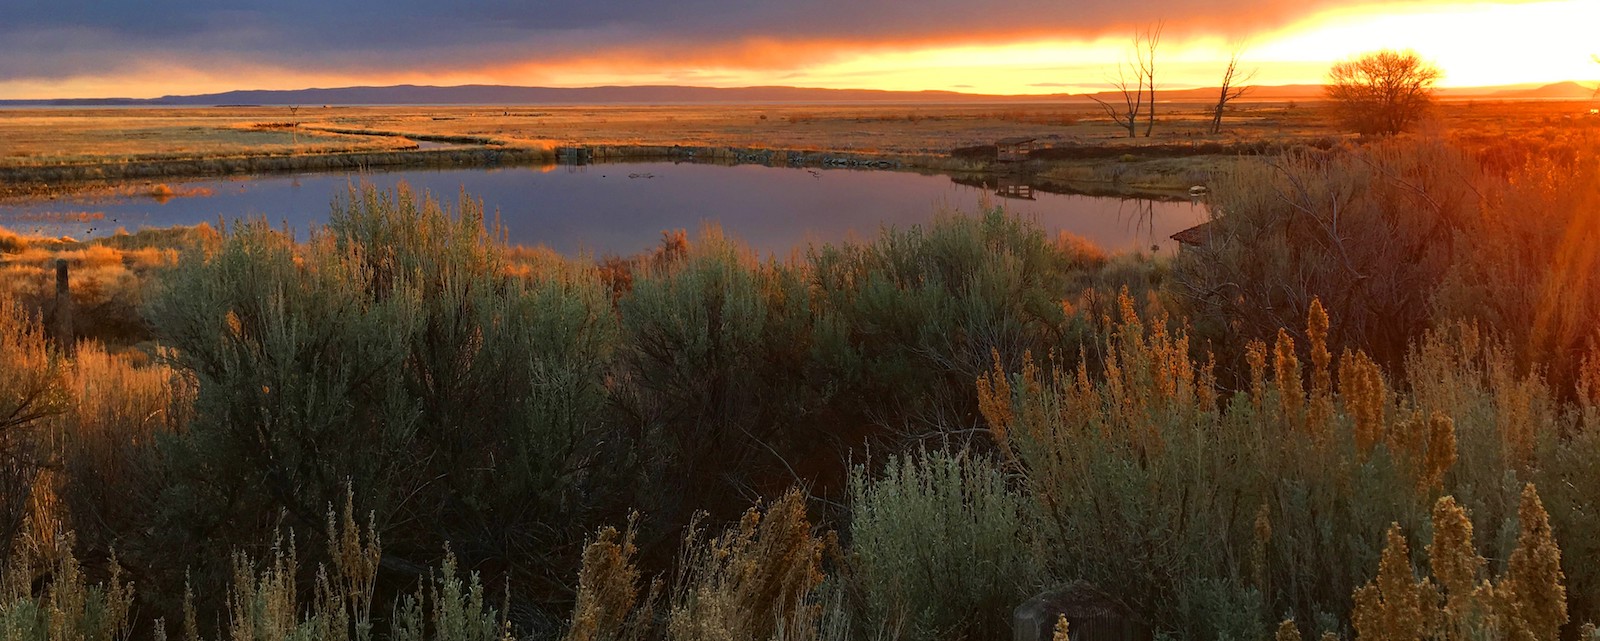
0, 140, 1243, 201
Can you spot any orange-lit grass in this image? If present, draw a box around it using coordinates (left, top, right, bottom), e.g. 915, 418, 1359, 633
0, 107, 415, 169
0, 223, 215, 346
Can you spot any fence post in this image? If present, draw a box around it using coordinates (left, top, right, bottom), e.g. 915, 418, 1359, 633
53, 258, 72, 350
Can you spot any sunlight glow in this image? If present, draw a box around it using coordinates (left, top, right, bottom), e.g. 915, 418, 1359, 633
1253, 0, 1600, 87
505, 0, 1600, 94
2, 0, 1596, 99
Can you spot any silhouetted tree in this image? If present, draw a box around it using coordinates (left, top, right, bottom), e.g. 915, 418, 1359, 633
1211, 46, 1256, 134
1325, 49, 1440, 136
1592, 55, 1599, 99
1092, 62, 1144, 138
1142, 22, 1164, 137
1090, 23, 1163, 139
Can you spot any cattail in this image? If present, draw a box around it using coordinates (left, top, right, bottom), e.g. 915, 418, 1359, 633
976, 349, 1015, 459
1427, 496, 1483, 617
1019, 351, 1049, 442
1248, 339, 1269, 412
1580, 345, 1600, 430
1352, 524, 1430, 641
1053, 615, 1072, 641
1069, 356, 1104, 438
1419, 413, 1457, 491
1342, 349, 1387, 456
1491, 364, 1536, 467
1198, 351, 1218, 415
1278, 619, 1303, 641
1388, 412, 1426, 470
1308, 299, 1334, 439
1506, 484, 1566, 641
1117, 286, 1139, 328
1579, 344, 1600, 404
183, 577, 199, 641
1252, 503, 1273, 593
1275, 329, 1304, 427
566, 514, 644, 641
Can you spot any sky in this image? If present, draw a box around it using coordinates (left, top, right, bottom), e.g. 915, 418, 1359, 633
0, 0, 1596, 99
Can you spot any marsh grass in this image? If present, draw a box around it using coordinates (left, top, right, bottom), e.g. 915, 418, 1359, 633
976, 290, 1596, 640
3, 131, 1598, 641
0, 224, 215, 347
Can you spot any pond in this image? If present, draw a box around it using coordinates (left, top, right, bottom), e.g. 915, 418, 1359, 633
0, 162, 1208, 256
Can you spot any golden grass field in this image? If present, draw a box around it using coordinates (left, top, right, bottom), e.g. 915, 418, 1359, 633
1, 98, 1595, 197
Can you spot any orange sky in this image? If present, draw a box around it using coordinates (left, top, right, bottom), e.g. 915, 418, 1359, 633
1, 0, 1596, 99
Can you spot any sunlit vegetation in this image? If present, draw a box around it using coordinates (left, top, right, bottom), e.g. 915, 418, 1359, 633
1325, 50, 1441, 137
2, 127, 1598, 641
6, 99, 1597, 203
0, 110, 416, 168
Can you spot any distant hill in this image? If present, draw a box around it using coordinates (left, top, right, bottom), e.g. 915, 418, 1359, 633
1087, 84, 1327, 102
1488, 81, 1599, 99
2, 81, 1595, 107
0, 84, 1068, 107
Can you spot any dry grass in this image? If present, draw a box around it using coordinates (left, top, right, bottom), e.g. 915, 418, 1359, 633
668, 489, 826, 641
0, 223, 215, 347
3, 100, 1582, 164
4, 99, 1593, 199
0, 108, 414, 169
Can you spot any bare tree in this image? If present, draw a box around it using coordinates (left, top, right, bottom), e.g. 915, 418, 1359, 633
1140, 22, 1164, 137
1325, 49, 1440, 136
1091, 64, 1145, 138
1210, 46, 1256, 134
1089, 23, 1163, 139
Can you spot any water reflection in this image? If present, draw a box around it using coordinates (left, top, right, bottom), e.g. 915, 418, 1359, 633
0, 162, 1208, 256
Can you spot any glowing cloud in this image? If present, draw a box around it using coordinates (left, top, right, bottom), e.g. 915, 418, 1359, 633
0, 0, 1594, 99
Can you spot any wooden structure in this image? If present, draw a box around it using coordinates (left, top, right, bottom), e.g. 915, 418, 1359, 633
995, 176, 1036, 200
1013, 582, 1153, 641
996, 137, 1037, 162
1170, 221, 1215, 250
557, 145, 592, 164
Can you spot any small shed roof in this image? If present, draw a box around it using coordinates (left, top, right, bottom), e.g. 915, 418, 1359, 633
996, 136, 1038, 145
1170, 221, 1215, 247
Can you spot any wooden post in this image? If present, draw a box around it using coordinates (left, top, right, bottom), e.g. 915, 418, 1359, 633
53, 259, 72, 349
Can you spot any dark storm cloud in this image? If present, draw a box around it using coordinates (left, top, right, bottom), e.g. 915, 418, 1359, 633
0, 0, 1412, 82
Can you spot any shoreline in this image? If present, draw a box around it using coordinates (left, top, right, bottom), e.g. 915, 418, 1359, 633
0, 140, 1261, 201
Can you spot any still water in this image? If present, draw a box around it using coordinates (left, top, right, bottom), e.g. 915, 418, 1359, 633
2, 162, 1207, 256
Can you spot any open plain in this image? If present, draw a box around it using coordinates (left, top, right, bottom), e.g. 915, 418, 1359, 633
5, 98, 1594, 200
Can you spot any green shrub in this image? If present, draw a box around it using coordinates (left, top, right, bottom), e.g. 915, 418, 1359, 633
616, 229, 819, 518
807, 208, 1091, 433
1176, 137, 1481, 370
144, 184, 620, 626
0, 545, 134, 641
980, 297, 1594, 641
847, 448, 1035, 639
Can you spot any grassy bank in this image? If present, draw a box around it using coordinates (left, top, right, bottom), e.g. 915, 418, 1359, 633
0, 139, 1217, 201
0, 146, 558, 190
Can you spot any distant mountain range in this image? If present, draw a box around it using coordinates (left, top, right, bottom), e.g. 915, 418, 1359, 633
2, 81, 1595, 107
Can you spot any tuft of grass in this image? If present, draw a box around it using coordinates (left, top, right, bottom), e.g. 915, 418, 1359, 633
668, 489, 826, 641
